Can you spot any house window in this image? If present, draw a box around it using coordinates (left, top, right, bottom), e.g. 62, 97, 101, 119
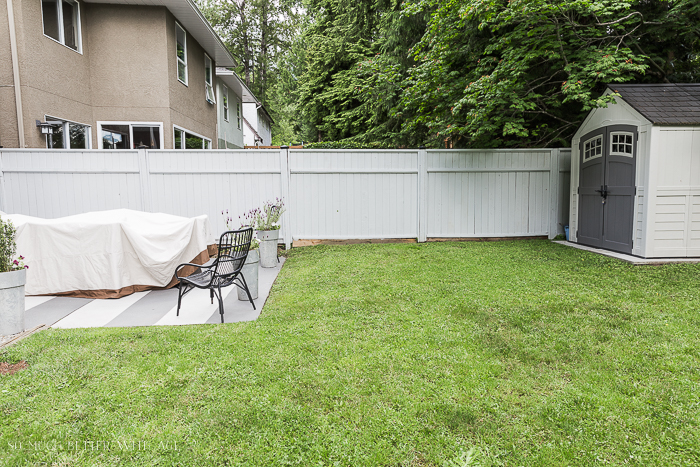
99, 122, 162, 149
204, 55, 215, 103
236, 101, 241, 129
176, 22, 187, 85
222, 85, 229, 122
174, 126, 212, 149
42, 0, 81, 52
610, 132, 633, 157
583, 135, 602, 161
45, 117, 90, 149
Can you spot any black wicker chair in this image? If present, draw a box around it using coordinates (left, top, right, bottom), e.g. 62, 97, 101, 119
175, 227, 255, 323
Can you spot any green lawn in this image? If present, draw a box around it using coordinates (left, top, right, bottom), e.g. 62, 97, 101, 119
1, 240, 699, 466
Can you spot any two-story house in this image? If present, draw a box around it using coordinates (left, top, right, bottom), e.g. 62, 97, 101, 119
0, 0, 258, 150
215, 67, 260, 149
242, 101, 273, 147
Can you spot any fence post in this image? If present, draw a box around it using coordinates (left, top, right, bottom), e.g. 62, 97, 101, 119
280, 146, 292, 250
138, 148, 152, 213
548, 148, 560, 239
0, 151, 5, 213
417, 146, 428, 242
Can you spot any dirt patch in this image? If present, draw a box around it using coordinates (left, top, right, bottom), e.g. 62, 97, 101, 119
0, 361, 27, 376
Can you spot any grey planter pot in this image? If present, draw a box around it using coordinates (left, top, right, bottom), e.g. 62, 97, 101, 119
256, 229, 280, 268
0, 269, 26, 336
238, 249, 259, 301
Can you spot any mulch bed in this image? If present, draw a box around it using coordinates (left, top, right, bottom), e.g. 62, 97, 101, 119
0, 361, 27, 376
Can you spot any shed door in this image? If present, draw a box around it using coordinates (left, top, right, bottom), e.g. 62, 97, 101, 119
577, 125, 637, 254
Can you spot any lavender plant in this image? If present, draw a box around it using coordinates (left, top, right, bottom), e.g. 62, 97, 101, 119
221, 209, 259, 249
253, 198, 285, 231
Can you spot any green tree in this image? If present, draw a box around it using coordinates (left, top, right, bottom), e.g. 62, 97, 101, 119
297, 0, 422, 143
197, 0, 301, 106
398, 0, 700, 148
294, 0, 699, 148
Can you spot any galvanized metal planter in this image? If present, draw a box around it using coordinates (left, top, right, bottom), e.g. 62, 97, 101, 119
0, 269, 26, 336
256, 229, 279, 268
238, 249, 259, 301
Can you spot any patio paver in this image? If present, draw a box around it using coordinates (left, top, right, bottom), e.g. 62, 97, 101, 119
24, 258, 285, 329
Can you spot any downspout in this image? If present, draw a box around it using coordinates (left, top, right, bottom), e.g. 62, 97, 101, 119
6, 0, 25, 148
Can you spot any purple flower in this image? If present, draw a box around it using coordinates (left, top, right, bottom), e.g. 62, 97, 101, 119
13, 260, 18, 265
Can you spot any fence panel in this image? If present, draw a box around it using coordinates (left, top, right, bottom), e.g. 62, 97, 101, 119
289, 150, 419, 239
426, 149, 553, 237
148, 149, 283, 238
0, 147, 570, 243
0, 150, 142, 217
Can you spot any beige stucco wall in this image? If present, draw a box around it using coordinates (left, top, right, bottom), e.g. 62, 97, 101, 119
86, 4, 171, 148
14, 0, 93, 148
166, 11, 217, 147
1, 2, 219, 149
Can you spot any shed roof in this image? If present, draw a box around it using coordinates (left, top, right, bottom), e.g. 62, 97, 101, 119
606, 83, 700, 126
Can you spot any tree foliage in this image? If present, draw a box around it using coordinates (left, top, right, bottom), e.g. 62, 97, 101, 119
197, 0, 300, 106
293, 0, 700, 148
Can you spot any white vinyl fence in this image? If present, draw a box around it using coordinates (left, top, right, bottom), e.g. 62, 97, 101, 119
0, 148, 570, 248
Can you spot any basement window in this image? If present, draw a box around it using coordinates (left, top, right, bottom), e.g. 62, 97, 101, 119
45, 117, 90, 149
42, 0, 81, 52
99, 122, 162, 149
174, 126, 212, 149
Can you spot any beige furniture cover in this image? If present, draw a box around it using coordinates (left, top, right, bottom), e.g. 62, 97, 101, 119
0, 209, 213, 298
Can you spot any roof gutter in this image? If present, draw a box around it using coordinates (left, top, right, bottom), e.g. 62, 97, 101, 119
184, 0, 236, 67
6, 0, 24, 148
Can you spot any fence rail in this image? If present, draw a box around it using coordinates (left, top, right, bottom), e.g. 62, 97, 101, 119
0, 148, 571, 248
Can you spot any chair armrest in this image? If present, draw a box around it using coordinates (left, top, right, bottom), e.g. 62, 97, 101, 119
175, 261, 215, 278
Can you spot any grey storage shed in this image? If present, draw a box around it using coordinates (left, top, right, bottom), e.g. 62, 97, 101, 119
569, 83, 700, 258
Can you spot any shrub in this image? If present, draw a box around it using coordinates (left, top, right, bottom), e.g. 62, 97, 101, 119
0, 217, 17, 273
303, 141, 394, 150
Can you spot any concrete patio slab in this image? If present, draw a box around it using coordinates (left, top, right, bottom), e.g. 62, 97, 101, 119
553, 241, 700, 265
24, 258, 285, 329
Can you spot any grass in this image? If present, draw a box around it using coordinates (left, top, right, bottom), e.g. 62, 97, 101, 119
1, 240, 699, 466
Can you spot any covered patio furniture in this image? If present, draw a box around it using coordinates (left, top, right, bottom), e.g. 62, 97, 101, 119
175, 227, 255, 323
0, 209, 213, 298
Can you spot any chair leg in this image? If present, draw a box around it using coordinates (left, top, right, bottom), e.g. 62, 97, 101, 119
210, 288, 214, 304
176, 284, 184, 316
238, 273, 256, 311
217, 285, 225, 323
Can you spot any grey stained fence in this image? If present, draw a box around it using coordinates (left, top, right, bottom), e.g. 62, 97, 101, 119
0, 148, 571, 248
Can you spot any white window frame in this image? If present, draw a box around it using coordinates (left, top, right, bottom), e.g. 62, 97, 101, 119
204, 54, 215, 104
610, 132, 634, 157
583, 135, 603, 162
173, 125, 212, 149
97, 121, 164, 150
222, 85, 229, 122
176, 22, 188, 86
41, 0, 83, 53
44, 115, 91, 149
